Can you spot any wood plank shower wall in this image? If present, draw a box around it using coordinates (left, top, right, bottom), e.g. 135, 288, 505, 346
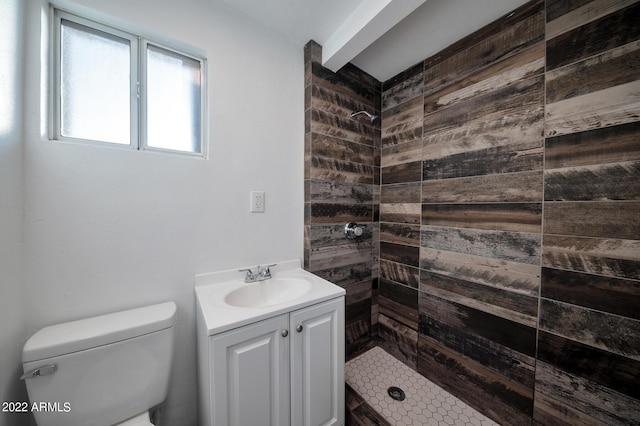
304, 41, 381, 358
306, 0, 640, 424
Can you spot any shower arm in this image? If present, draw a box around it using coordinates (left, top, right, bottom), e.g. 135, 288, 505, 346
350, 110, 380, 124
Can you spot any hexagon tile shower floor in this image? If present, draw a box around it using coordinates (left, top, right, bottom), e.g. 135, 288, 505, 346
345, 347, 499, 426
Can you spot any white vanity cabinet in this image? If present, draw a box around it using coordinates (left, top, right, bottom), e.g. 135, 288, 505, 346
203, 297, 345, 426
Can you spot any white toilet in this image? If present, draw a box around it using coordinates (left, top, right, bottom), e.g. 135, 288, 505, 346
21, 301, 177, 426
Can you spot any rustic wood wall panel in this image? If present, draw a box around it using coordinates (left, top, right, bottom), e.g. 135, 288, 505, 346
379, 223, 420, 247
310, 0, 640, 422
542, 234, 640, 280
422, 2, 544, 97
422, 203, 542, 233
378, 314, 418, 369
381, 96, 423, 148
380, 182, 421, 203
422, 171, 543, 203
304, 40, 380, 358
379, 259, 419, 288
380, 2, 546, 423
422, 77, 544, 166
546, 2, 640, 71
536, 0, 640, 423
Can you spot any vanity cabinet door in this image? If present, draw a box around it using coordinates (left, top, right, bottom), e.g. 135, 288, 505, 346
290, 297, 345, 426
210, 314, 290, 426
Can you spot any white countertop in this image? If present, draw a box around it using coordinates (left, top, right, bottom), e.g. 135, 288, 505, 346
195, 260, 345, 335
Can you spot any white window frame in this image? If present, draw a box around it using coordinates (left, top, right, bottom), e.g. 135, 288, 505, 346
50, 7, 207, 158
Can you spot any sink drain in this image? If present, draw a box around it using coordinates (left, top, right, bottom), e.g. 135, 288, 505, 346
387, 386, 406, 401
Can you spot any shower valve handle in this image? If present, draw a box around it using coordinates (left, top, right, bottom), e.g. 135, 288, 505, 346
345, 222, 367, 239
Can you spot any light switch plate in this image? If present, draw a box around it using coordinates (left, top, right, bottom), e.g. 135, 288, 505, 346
250, 191, 265, 213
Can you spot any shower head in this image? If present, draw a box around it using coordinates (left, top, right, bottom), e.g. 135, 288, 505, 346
350, 110, 380, 125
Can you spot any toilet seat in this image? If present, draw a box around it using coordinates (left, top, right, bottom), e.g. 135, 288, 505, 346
115, 411, 153, 426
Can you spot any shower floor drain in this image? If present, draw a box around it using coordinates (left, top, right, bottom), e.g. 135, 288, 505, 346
387, 386, 406, 401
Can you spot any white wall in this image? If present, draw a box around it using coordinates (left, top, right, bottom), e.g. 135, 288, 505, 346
21, 0, 304, 424
0, 0, 29, 425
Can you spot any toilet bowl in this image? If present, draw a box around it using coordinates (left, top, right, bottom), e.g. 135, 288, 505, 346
21, 302, 176, 426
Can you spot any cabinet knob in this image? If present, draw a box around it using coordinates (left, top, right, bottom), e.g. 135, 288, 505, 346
296, 325, 303, 333
281, 329, 289, 337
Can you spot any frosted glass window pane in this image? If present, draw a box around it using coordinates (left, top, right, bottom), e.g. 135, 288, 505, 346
60, 19, 130, 144
147, 45, 201, 153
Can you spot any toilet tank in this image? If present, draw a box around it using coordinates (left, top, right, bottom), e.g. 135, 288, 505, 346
22, 302, 177, 426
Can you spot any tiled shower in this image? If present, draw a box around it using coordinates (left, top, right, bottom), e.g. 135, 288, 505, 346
304, 0, 640, 424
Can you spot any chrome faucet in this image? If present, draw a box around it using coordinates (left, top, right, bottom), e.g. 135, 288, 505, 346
239, 264, 277, 283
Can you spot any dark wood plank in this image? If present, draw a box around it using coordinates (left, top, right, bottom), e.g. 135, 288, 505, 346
545, 80, 640, 138
419, 292, 537, 357
423, 115, 543, 170
546, 0, 592, 22
542, 267, 640, 320
379, 279, 418, 329
545, 121, 640, 169
311, 155, 374, 183
345, 382, 365, 412
423, 143, 544, 180
546, 41, 640, 104
381, 96, 422, 148
420, 247, 540, 297
379, 223, 420, 247
304, 40, 322, 87
382, 61, 423, 93
543, 201, 640, 239
344, 281, 373, 357
311, 83, 380, 123
379, 241, 420, 267
423, 1, 544, 95
380, 182, 421, 203
378, 314, 418, 369
546, 2, 640, 70
379, 259, 419, 288
308, 203, 372, 224
311, 109, 375, 146
311, 132, 375, 164
537, 330, 640, 399
544, 160, 640, 201
533, 387, 607, 425
381, 161, 421, 185
423, 76, 544, 151
534, 360, 640, 425
422, 203, 542, 233
309, 180, 373, 204
424, 43, 544, 116
308, 260, 372, 288
350, 402, 391, 426
546, 0, 638, 39
311, 62, 378, 105
421, 226, 541, 264
379, 203, 420, 224
417, 334, 534, 426
421, 171, 543, 203
539, 298, 640, 360
382, 70, 423, 111
542, 234, 640, 281
420, 271, 539, 325
381, 139, 422, 167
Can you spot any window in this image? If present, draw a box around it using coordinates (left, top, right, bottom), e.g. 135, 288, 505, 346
52, 9, 205, 156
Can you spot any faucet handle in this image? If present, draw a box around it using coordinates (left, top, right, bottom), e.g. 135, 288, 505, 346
260, 263, 277, 276
239, 267, 256, 282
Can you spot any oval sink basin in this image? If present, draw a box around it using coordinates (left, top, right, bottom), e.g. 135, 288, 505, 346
223, 277, 313, 308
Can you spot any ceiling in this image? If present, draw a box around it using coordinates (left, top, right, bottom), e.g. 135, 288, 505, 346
216, 0, 530, 82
